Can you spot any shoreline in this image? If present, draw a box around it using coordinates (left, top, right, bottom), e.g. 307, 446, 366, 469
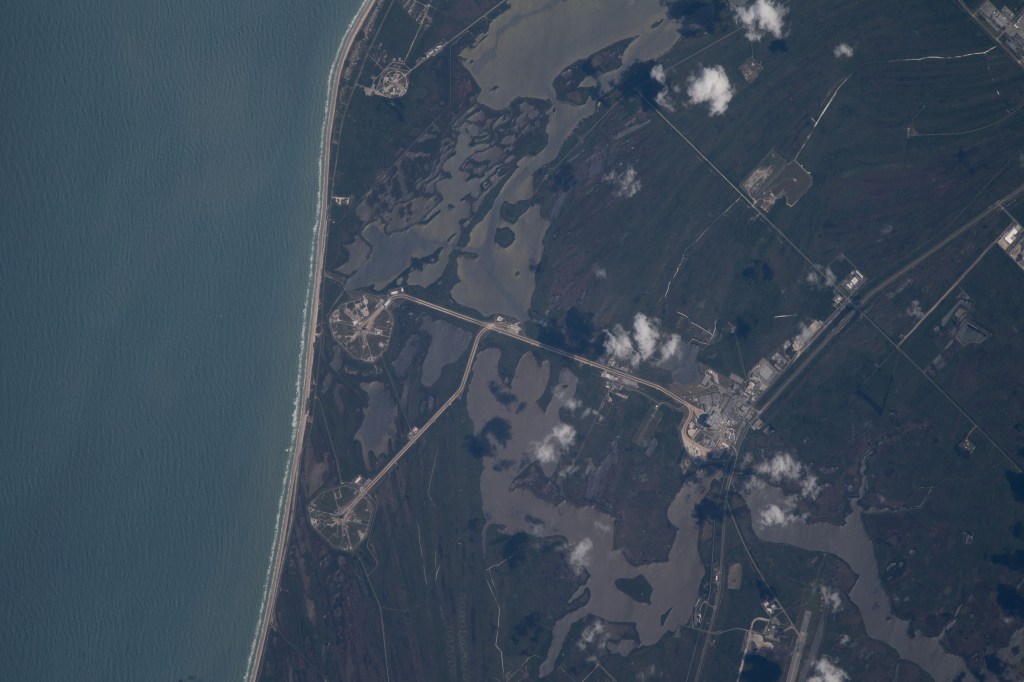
244, 0, 377, 678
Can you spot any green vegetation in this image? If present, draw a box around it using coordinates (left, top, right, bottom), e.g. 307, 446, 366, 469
485, 529, 586, 672
614, 574, 654, 604
493, 226, 516, 248
263, 0, 1024, 678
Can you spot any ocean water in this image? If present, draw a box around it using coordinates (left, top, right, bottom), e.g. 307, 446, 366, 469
0, 0, 360, 678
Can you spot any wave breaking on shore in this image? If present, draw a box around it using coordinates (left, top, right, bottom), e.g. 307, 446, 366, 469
243, 1, 372, 678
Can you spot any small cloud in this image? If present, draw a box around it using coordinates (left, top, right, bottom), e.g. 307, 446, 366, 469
551, 422, 576, 447
558, 463, 579, 478
756, 452, 802, 481
569, 537, 593, 574
790, 321, 815, 348
756, 453, 820, 500
649, 64, 676, 110
553, 383, 579, 412
604, 165, 642, 198
650, 63, 667, 84
833, 43, 854, 58
593, 265, 607, 279
530, 422, 577, 464
801, 474, 821, 500
807, 658, 849, 682
806, 269, 838, 288
577, 619, 608, 649
604, 324, 639, 367
758, 500, 802, 528
686, 65, 734, 116
633, 313, 661, 359
906, 300, 924, 319
603, 314, 683, 368
655, 88, 676, 112
819, 586, 843, 612
535, 442, 556, 464
732, 0, 788, 42
659, 333, 680, 361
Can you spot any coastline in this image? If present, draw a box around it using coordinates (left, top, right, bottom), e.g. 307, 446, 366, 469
245, 0, 377, 678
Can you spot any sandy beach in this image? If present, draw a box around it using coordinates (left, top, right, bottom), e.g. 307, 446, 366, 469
245, 0, 378, 678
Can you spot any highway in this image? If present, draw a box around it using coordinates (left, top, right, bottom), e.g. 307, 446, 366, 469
756, 180, 1024, 416
859, 180, 1024, 309
336, 292, 701, 518
958, 0, 1024, 75
246, 0, 380, 676
338, 322, 492, 516
897, 242, 995, 347
394, 294, 700, 412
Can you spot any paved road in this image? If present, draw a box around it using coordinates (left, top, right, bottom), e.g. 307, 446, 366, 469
958, 0, 1024, 74
858, 181, 1024, 309
394, 294, 698, 412
247, 0, 381, 677
785, 610, 813, 682
337, 293, 701, 517
757, 180, 1024, 417
338, 323, 491, 515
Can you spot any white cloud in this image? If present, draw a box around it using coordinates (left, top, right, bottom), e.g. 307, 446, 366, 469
530, 422, 577, 464
650, 64, 676, 110
569, 537, 593, 574
659, 333, 680, 361
552, 423, 576, 447
604, 165, 642, 198
687, 65, 734, 116
577, 619, 608, 649
819, 586, 843, 613
650, 63, 667, 84
733, 0, 788, 42
593, 265, 607, 279
604, 324, 640, 367
833, 43, 854, 58
534, 442, 556, 464
633, 313, 661, 360
759, 501, 802, 528
756, 452, 820, 500
553, 383, 580, 412
906, 299, 924, 319
757, 452, 802, 481
801, 474, 821, 500
603, 314, 683, 368
807, 266, 836, 288
807, 658, 849, 682
793, 322, 818, 350
655, 88, 676, 112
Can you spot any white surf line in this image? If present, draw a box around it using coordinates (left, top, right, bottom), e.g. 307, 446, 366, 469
243, 1, 376, 679
890, 46, 995, 62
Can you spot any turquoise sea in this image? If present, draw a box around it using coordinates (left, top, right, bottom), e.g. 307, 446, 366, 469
0, 0, 360, 678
